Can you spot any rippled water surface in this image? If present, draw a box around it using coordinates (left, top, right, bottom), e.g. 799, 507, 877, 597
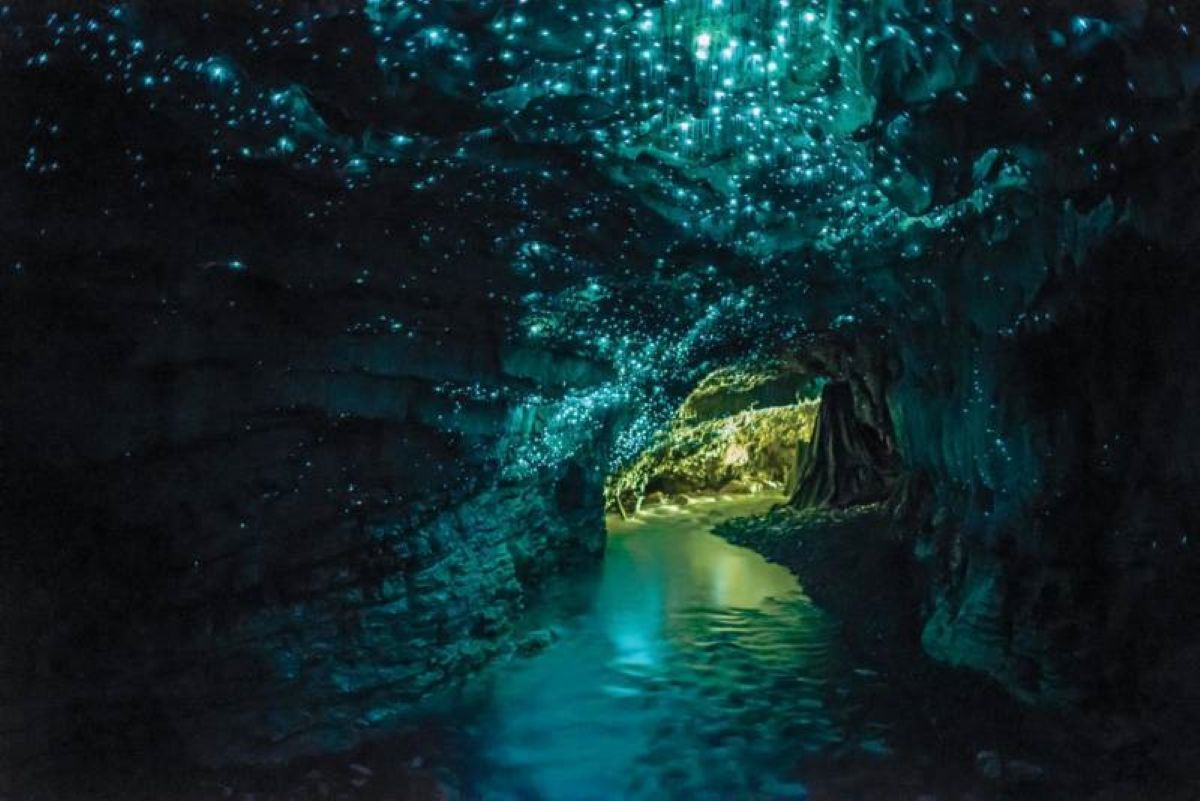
434, 495, 857, 799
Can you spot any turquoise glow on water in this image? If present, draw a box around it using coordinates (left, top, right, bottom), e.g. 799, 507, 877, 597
437, 495, 850, 799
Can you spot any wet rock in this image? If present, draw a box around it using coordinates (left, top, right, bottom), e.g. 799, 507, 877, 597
516, 628, 558, 656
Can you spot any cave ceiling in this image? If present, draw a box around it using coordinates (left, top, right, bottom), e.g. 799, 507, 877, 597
7, 0, 1195, 467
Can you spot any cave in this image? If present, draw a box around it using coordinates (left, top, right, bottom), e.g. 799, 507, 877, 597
5, 1, 1200, 799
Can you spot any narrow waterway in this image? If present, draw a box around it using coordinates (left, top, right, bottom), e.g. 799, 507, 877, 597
25, 496, 1084, 801
434, 494, 872, 799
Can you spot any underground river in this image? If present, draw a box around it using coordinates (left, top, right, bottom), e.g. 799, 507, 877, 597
419, 494, 871, 799
72, 495, 1090, 800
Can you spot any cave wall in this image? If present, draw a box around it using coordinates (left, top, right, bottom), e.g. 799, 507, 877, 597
0, 206, 626, 769
789, 380, 896, 508
780, 2, 1200, 706
887, 227, 1200, 706
711, 0, 1200, 707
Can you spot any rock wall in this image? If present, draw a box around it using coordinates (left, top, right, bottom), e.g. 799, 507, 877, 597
789, 380, 896, 508
890, 229, 1200, 707
778, 2, 1200, 708
0, 263, 622, 770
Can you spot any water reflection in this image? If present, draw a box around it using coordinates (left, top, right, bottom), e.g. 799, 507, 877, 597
444, 495, 848, 800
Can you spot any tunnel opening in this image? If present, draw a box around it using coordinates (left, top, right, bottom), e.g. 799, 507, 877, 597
604, 363, 822, 519
604, 346, 902, 521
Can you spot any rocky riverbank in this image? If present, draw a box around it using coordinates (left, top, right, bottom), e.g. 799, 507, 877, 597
713, 505, 1200, 801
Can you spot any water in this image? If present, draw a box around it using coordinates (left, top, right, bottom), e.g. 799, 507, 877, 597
436, 495, 854, 800
19, 495, 1082, 801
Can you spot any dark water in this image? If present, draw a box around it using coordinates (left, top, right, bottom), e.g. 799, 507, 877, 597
433, 495, 873, 800
21, 496, 1072, 800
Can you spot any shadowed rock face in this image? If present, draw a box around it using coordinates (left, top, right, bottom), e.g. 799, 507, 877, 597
0, 266, 621, 765
789, 380, 896, 508
4, 0, 1200, 775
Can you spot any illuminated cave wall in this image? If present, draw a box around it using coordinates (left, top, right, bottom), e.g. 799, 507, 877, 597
5, 0, 1200, 765
606, 364, 821, 512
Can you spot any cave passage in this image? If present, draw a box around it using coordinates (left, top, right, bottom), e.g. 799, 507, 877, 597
8, 0, 1200, 796
410, 495, 853, 798
605, 364, 824, 516
377, 369, 907, 797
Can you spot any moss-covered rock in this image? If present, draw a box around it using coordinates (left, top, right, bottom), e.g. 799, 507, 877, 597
606, 368, 819, 513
